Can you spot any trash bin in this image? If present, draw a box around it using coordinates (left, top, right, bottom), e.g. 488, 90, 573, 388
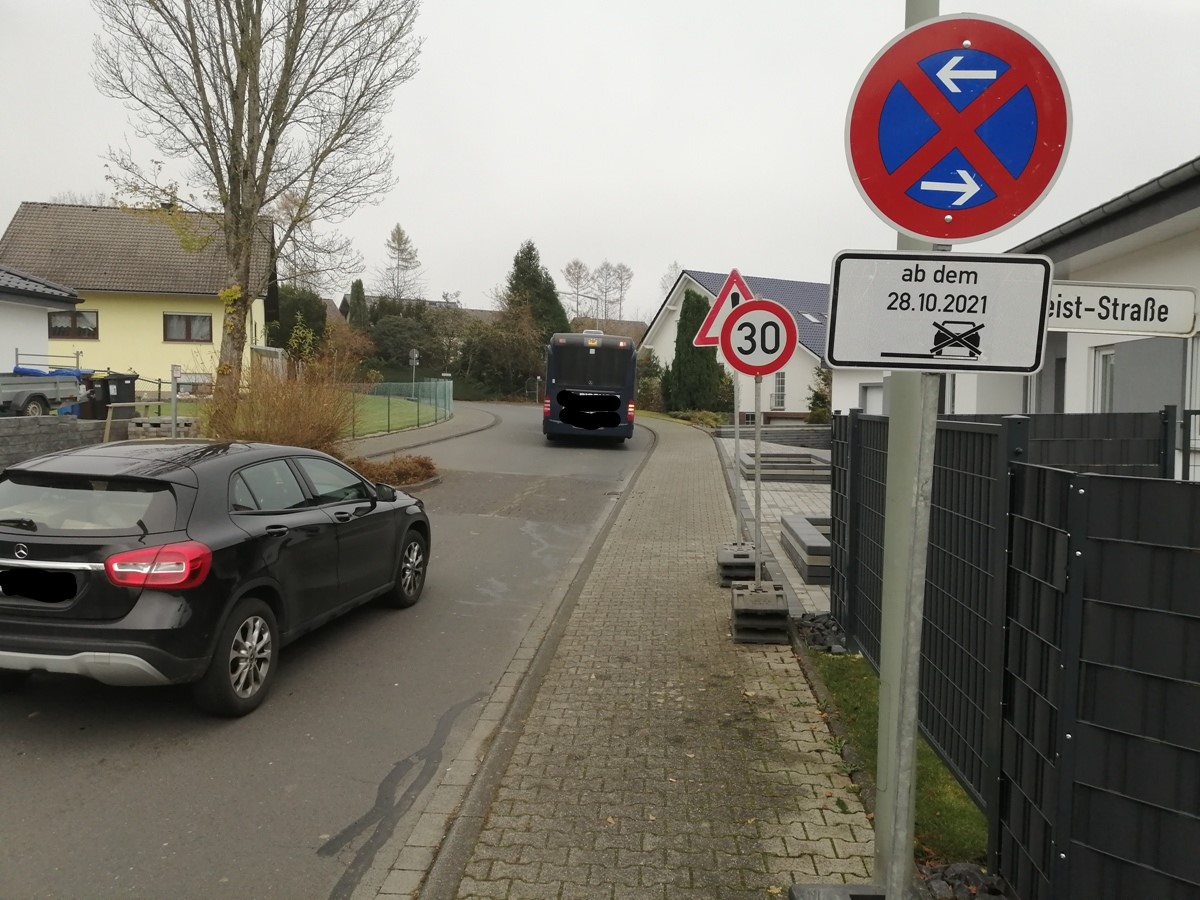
89, 373, 139, 420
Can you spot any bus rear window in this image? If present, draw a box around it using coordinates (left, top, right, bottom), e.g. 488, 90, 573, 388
552, 347, 630, 387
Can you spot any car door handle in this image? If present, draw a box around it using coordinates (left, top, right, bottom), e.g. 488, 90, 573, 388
333, 511, 353, 523
265, 524, 289, 537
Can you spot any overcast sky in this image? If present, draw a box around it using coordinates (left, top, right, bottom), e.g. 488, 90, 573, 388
2, 1, 1198, 323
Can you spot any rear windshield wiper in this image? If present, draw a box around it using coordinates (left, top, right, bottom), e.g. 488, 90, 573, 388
0, 517, 37, 532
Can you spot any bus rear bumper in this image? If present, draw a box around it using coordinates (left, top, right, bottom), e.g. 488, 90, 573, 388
543, 418, 634, 439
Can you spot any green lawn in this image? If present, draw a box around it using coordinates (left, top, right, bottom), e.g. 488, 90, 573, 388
807, 651, 988, 866
124, 393, 444, 438
346, 393, 447, 437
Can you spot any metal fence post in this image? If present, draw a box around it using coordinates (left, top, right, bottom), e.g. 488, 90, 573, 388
1050, 471, 1088, 899
986, 415, 1028, 870
844, 407, 863, 649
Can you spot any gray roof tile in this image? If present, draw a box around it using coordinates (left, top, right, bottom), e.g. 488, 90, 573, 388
0, 264, 79, 302
0, 202, 273, 296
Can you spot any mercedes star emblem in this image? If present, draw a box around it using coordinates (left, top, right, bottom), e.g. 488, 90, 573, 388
13, 543, 29, 560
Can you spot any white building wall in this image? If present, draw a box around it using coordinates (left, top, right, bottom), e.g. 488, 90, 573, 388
831, 369, 886, 414
1, 302, 51, 371
948, 373, 1026, 414
1056, 228, 1200, 412
729, 349, 821, 420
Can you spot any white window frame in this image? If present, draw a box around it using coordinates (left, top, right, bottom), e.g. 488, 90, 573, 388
771, 371, 786, 410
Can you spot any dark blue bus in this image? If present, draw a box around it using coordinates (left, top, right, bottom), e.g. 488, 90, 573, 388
542, 331, 637, 442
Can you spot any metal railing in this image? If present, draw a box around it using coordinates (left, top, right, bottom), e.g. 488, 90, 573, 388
346, 380, 455, 438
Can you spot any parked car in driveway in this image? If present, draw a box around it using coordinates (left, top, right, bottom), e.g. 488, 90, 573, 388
0, 439, 430, 716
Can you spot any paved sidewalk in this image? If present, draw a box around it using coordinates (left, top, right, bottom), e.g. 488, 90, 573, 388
713, 438, 834, 618
374, 416, 872, 899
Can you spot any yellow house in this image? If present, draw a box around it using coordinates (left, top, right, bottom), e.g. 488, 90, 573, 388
0, 202, 275, 392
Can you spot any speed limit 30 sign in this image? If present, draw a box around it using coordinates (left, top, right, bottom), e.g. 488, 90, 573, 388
719, 299, 798, 377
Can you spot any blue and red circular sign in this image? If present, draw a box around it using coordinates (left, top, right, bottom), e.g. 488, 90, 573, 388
847, 15, 1070, 243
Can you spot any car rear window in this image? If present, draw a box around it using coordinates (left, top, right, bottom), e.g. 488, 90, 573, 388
0, 472, 178, 534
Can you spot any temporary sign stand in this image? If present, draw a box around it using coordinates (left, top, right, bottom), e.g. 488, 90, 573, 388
695, 270, 755, 541
719, 298, 798, 643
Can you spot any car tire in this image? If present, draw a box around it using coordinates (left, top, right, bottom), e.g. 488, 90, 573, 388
0, 669, 31, 692
193, 597, 278, 717
381, 529, 427, 609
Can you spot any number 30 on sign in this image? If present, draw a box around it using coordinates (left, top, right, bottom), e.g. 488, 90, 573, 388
719, 298, 798, 377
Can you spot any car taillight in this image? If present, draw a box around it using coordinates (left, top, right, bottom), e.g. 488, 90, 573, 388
627, 400, 636, 421
542, 396, 551, 417
105, 541, 213, 589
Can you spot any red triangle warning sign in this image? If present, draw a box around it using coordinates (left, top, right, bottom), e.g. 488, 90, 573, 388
693, 269, 754, 347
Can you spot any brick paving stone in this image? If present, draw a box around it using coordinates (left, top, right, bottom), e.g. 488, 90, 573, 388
403, 419, 871, 900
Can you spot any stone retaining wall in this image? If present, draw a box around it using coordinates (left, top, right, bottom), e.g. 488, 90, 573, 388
0, 416, 129, 469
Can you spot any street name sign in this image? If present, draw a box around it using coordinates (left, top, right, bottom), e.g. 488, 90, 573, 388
719, 299, 798, 377
826, 250, 1052, 372
694, 269, 754, 347
846, 14, 1070, 243
1047, 281, 1197, 336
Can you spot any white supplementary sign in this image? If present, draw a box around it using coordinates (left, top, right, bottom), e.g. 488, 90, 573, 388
826, 250, 1052, 373
1047, 281, 1197, 336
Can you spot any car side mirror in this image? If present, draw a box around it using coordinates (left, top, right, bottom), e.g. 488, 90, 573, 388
375, 483, 397, 502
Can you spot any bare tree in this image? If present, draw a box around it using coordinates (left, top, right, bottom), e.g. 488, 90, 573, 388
49, 190, 116, 206
659, 261, 682, 298
560, 258, 592, 319
270, 190, 362, 293
591, 260, 618, 323
613, 263, 633, 322
376, 222, 423, 300
91, 0, 423, 430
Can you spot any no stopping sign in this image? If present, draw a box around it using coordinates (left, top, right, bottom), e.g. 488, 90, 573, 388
719, 299, 798, 377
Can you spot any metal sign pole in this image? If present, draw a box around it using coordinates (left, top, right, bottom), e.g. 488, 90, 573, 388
734, 375, 743, 538
170, 364, 180, 438
875, 4, 942, 895
753, 373, 763, 589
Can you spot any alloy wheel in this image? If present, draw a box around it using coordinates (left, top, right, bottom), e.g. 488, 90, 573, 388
229, 614, 272, 698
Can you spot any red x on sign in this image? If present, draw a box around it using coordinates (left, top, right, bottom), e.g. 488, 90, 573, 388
847, 15, 1070, 243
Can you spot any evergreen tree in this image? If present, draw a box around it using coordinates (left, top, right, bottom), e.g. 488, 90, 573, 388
806, 363, 833, 423
505, 240, 569, 342
348, 278, 369, 329
668, 289, 724, 410
270, 284, 327, 349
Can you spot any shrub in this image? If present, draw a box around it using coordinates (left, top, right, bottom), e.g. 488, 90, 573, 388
342, 454, 436, 487
668, 409, 724, 429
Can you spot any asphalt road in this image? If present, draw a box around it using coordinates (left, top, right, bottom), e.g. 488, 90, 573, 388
0, 402, 651, 899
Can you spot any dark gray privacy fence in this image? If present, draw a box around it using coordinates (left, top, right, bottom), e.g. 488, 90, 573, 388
829, 409, 1199, 900
939, 408, 1175, 477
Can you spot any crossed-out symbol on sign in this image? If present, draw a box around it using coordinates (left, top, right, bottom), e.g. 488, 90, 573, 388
931, 320, 983, 357
887, 58, 1027, 208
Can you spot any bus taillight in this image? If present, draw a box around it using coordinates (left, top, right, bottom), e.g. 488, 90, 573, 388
542, 396, 550, 417
627, 400, 635, 421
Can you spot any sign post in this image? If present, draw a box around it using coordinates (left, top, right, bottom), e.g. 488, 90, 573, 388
409, 348, 420, 427
719, 299, 799, 590
836, 6, 1069, 897
696, 270, 755, 539
170, 363, 182, 439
